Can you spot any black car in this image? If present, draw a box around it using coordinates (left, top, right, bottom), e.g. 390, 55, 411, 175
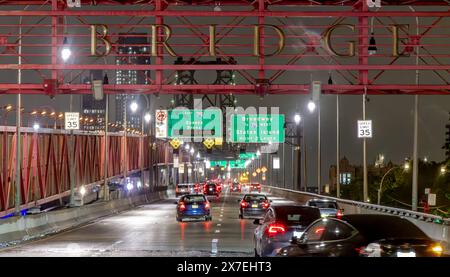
277, 214, 445, 257
253, 205, 321, 257
203, 182, 220, 196
239, 194, 271, 219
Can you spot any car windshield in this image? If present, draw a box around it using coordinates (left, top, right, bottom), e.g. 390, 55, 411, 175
276, 207, 321, 226
181, 195, 206, 203
243, 195, 267, 202
233, 183, 239, 186
309, 201, 338, 209
177, 184, 189, 188
207, 183, 216, 187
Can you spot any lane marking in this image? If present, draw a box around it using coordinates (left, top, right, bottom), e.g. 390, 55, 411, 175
217, 224, 221, 227
215, 230, 220, 233
211, 238, 219, 256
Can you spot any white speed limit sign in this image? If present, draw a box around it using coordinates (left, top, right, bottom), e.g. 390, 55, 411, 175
65, 112, 80, 130
357, 120, 372, 138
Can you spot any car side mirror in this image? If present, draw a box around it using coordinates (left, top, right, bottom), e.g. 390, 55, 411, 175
253, 219, 261, 225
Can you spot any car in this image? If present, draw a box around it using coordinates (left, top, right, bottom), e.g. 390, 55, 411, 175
305, 198, 343, 218
175, 183, 196, 197
203, 182, 221, 196
175, 194, 212, 222
239, 194, 271, 219
253, 205, 322, 257
249, 183, 262, 193
230, 182, 241, 193
277, 214, 445, 257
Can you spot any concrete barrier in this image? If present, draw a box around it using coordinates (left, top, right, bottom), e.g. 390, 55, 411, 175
0, 188, 173, 247
262, 185, 450, 246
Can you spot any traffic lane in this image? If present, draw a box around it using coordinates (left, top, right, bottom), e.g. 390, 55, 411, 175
0, 190, 290, 256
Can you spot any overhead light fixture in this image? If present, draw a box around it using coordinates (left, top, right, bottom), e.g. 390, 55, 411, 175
61, 37, 72, 62
368, 33, 377, 55
294, 114, 301, 125
144, 113, 151, 123
307, 100, 316, 113
33, 123, 40, 131
130, 102, 138, 113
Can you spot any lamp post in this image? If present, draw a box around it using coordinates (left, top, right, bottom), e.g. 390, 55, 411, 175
307, 99, 320, 194
294, 113, 302, 191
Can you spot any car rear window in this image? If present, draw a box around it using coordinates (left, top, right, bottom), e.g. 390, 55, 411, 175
309, 201, 338, 209
346, 216, 428, 240
243, 195, 267, 202
276, 207, 321, 226
177, 184, 189, 188
181, 195, 206, 203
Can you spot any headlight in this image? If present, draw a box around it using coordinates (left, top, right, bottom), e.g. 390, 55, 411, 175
431, 244, 443, 255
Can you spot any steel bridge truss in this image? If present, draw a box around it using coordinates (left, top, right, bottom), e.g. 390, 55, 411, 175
0, 0, 448, 96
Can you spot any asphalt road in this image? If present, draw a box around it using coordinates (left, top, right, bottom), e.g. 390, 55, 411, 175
0, 188, 295, 257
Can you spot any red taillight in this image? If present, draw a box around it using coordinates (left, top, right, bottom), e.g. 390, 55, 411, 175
179, 202, 186, 211
257, 184, 261, 189
314, 227, 325, 234
205, 202, 210, 209
267, 223, 286, 237
263, 201, 270, 209
240, 201, 248, 208
337, 209, 344, 218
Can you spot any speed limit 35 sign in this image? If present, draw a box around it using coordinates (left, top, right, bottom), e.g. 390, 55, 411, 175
358, 120, 372, 138
65, 112, 80, 130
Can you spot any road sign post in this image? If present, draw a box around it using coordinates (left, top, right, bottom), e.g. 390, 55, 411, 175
65, 112, 79, 207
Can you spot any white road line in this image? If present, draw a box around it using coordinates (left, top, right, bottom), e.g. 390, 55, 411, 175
217, 224, 221, 227
211, 238, 219, 256
215, 230, 220, 233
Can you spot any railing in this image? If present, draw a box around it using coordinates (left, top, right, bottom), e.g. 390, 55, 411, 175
0, 126, 169, 217
262, 186, 449, 225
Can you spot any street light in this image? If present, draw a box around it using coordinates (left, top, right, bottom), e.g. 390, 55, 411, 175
61, 37, 72, 62
440, 166, 446, 175
190, 148, 195, 155
130, 102, 138, 113
33, 123, 40, 131
144, 113, 151, 123
294, 113, 301, 125
256, 150, 261, 156
307, 100, 316, 113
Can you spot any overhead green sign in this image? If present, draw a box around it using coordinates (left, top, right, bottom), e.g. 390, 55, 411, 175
210, 160, 227, 168
230, 160, 246, 169
168, 109, 222, 139
229, 114, 285, 143
239, 153, 256, 159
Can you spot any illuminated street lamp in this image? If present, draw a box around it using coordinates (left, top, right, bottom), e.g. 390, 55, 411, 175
404, 161, 410, 171
144, 113, 151, 123
190, 148, 195, 155
294, 113, 301, 125
307, 100, 316, 113
440, 166, 446, 175
33, 123, 40, 131
130, 102, 138, 113
256, 150, 261, 157
61, 37, 72, 62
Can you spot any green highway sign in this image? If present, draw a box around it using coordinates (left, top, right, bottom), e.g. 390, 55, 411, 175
230, 160, 246, 169
168, 109, 222, 139
239, 153, 256, 159
210, 160, 227, 167
229, 114, 285, 143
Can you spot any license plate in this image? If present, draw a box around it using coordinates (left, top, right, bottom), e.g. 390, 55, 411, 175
293, 231, 303, 238
397, 252, 416, 257
192, 204, 199, 209
252, 204, 258, 208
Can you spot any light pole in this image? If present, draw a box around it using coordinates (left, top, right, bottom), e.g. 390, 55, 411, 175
307, 99, 319, 194
294, 113, 302, 191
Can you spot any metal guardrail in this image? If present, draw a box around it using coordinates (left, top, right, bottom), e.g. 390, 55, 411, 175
263, 185, 450, 225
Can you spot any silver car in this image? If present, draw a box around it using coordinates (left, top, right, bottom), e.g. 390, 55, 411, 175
305, 199, 343, 218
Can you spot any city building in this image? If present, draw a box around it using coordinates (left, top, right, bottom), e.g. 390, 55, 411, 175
329, 156, 396, 192
115, 33, 151, 130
